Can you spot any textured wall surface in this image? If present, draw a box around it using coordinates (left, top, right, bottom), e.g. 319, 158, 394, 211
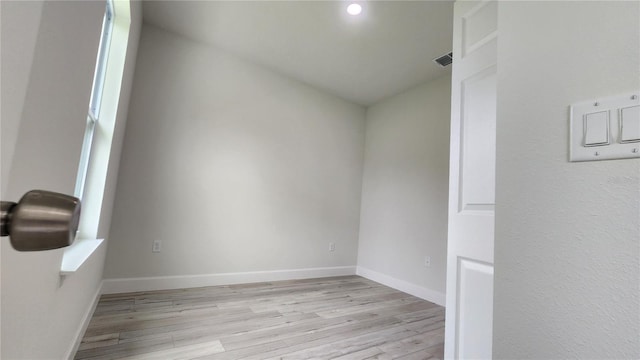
358, 75, 451, 299
104, 25, 365, 280
493, 1, 640, 358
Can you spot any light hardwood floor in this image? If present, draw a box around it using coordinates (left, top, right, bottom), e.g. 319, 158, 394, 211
75, 276, 444, 360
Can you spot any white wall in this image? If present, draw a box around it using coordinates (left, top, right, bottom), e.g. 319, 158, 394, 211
357, 75, 451, 305
0, 1, 142, 358
103, 25, 365, 286
494, 1, 639, 358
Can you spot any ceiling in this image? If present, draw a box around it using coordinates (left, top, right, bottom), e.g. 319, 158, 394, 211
142, 1, 454, 106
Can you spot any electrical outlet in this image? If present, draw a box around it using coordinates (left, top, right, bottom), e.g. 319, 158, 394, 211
424, 256, 431, 268
329, 242, 336, 252
152, 240, 162, 253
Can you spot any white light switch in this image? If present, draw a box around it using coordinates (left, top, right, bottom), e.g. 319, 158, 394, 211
569, 92, 640, 162
583, 111, 609, 146
620, 105, 640, 143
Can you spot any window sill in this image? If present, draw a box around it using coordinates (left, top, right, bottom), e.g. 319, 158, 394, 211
60, 238, 104, 275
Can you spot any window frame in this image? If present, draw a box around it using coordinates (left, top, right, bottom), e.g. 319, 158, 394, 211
74, 0, 115, 200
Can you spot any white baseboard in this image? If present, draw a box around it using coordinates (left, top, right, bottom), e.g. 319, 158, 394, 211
102, 266, 357, 294
65, 280, 103, 360
356, 266, 446, 307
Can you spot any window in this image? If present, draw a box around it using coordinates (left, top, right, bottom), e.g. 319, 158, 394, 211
75, 0, 114, 199
63, 0, 131, 272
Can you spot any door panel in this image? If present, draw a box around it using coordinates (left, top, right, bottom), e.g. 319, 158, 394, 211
460, 66, 496, 212
462, 0, 498, 56
445, 0, 497, 358
457, 258, 494, 359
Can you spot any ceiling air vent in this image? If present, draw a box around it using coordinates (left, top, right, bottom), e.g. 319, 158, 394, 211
433, 52, 453, 67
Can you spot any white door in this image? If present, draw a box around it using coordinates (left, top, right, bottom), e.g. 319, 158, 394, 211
444, 0, 497, 359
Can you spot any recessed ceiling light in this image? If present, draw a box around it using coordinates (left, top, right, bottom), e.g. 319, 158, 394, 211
347, 3, 362, 16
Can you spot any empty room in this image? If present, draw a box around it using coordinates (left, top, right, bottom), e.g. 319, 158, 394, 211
1, 0, 638, 359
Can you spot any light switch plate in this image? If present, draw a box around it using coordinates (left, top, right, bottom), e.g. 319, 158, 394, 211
569, 92, 640, 162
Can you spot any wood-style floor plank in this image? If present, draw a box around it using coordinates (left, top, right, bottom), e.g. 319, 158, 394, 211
75, 276, 444, 360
